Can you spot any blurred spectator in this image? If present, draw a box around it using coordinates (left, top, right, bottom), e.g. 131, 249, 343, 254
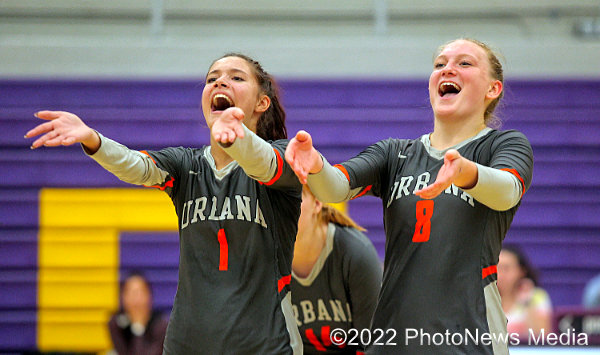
497, 245, 552, 338
583, 273, 600, 309
108, 272, 168, 355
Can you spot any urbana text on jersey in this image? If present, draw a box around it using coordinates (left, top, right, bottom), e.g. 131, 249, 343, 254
180, 195, 268, 229
387, 172, 475, 208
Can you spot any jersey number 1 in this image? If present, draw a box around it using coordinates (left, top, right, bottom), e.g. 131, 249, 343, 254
218, 228, 228, 271
412, 200, 434, 242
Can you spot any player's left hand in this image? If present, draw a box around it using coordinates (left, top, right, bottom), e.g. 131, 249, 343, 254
212, 107, 245, 144
414, 149, 463, 199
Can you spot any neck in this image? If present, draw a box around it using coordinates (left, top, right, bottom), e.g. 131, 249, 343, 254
210, 140, 234, 170
430, 115, 486, 150
292, 221, 328, 278
500, 290, 517, 312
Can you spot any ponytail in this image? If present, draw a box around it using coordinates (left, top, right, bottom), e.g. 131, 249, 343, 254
319, 204, 366, 232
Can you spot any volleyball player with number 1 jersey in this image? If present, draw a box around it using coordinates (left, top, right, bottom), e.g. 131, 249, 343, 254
26, 54, 303, 354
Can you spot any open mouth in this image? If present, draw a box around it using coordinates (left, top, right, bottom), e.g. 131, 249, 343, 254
211, 94, 234, 112
438, 82, 461, 97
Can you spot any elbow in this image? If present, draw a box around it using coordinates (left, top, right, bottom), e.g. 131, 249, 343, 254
486, 198, 519, 212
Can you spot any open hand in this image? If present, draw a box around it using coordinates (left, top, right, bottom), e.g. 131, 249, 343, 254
212, 107, 245, 144
285, 130, 322, 184
414, 149, 464, 199
25, 111, 98, 150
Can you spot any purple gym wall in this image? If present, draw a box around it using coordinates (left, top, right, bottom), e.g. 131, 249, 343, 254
1, 79, 599, 351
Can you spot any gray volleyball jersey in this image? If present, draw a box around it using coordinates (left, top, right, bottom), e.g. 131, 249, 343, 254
291, 223, 382, 355
145, 140, 302, 354
337, 129, 533, 355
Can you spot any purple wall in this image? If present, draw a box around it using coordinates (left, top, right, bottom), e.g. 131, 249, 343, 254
1, 78, 599, 350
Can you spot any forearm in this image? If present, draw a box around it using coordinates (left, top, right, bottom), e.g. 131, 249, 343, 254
463, 164, 522, 211
306, 157, 354, 203
85, 132, 168, 186
220, 124, 277, 182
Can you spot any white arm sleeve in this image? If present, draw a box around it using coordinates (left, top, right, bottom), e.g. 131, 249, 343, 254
220, 124, 277, 182
463, 163, 522, 211
306, 157, 358, 203
84, 132, 169, 186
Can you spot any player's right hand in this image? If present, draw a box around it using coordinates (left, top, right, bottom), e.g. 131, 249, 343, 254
212, 107, 245, 144
25, 111, 99, 151
285, 130, 322, 185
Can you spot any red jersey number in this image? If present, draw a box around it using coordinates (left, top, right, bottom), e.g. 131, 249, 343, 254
412, 200, 434, 242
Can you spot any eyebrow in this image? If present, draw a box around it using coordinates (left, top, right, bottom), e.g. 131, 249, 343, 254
207, 68, 249, 76
435, 53, 478, 61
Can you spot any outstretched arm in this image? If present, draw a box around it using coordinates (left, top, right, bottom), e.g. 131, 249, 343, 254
211, 107, 280, 183
415, 149, 522, 211
25, 110, 168, 187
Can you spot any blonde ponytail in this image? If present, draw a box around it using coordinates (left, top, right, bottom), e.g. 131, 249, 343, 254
319, 204, 365, 232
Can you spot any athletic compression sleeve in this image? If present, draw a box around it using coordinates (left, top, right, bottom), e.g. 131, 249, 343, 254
83, 132, 168, 186
306, 151, 522, 209
306, 156, 358, 203
220, 124, 277, 183
464, 164, 522, 211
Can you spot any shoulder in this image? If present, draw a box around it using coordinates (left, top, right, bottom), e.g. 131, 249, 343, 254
351, 138, 416, 162
483, 129, 531, 146
373, 137, 414, 151
267, 138, 289, 151
149, 146, 206, 160
332, 224, 378, 259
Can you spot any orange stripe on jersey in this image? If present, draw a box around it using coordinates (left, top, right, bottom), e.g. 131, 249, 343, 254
139, 150, 157, 164
334, 164, 350, 182
260, 149, 284, 186
144, 176, 175, 191
482, 265, 497, 279
500, 168, 526, 197
305, 329, 327, 351
217, 228, 228, 271
352, 185, 372, 200
277, 274, 291, 292
139, 150, 176, 191
321, 326, 332, 347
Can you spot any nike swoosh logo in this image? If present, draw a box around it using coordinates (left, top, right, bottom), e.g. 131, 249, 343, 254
398, 153, 407, 159
189, 171, 199, 175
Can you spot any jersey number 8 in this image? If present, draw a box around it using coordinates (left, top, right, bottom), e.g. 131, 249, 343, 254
412, 200, 434, 243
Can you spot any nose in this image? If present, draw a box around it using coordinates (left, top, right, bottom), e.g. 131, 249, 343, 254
441, 63, 457, 76
213, 75, 228, 88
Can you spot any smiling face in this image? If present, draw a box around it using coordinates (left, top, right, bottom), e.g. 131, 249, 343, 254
428, 39, 502, 124
201, 56, 270, 132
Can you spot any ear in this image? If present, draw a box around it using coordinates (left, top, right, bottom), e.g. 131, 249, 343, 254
255, 94, 271, 114
313, 199, 323, 216
486, 80, 503, 101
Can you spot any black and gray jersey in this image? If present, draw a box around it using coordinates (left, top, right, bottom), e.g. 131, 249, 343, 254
142, 140, 302, 354
291, 223, 382, 355
337, 129, 533, 355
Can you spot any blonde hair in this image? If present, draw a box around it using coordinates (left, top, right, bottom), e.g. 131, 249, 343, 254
435, 38, 504, 127
318, 204, 366, 232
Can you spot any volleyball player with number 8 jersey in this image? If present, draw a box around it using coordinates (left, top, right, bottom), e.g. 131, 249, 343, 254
26, 54, 303, 354
286, 39, 534, 354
